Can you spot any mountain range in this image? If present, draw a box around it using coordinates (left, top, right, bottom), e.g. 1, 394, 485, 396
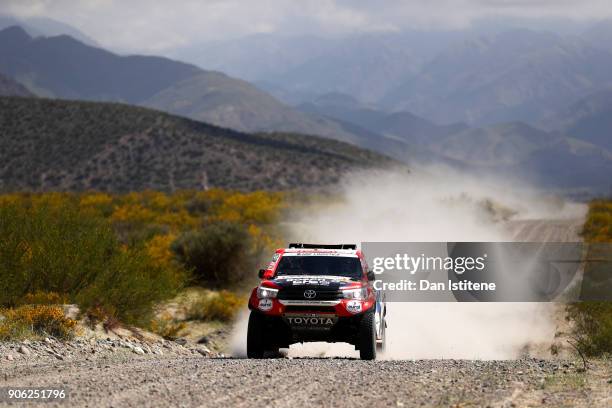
175, 22, 612, 129
1, 21, 611, 196
300, 92, 612, 193
382, 29, 612, 125
0, 25, 367, 144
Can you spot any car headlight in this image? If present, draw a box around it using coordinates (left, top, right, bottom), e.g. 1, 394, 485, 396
257, 286, 278, 299
342, 287, 368, 300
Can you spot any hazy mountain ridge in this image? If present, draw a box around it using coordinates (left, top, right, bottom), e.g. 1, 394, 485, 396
0, 97, 398, 192
0, 72, 34, 97
209, 25, 612, 129
300, 93, 468, 146
383, 29, 612, 125
0, 26, 201, 101
542, 89, 612, 151
0, 26, 371, 144
0, 14, 97, 46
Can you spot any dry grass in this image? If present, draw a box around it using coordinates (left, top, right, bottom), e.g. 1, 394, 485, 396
185, 290, 244, 322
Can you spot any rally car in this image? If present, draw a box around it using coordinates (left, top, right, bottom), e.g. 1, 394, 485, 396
247, 243, 387, 360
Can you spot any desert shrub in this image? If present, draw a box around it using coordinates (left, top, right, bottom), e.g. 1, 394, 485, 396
74, 249, 187, 326
581, 200, 612, 242
0, 203, 186, 326
0, 203, 117, 306
171, 220, 257, 287
0, 305, 78, 340
567, 302, 612, 356
17, 291, 68, 306
569, 199, 612, 356
186, 290, 244, 322
150, 312, 187, 339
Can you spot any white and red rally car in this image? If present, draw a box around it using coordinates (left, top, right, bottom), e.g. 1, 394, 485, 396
247, 243, 387, 360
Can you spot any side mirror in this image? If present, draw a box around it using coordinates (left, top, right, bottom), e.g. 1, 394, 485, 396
367, 271, 376, 281
258, 269, 266, 279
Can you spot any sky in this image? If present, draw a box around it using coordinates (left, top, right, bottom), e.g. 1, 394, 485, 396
2, 0, 612, 53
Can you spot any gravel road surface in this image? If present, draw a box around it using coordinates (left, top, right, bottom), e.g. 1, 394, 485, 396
2, 346, 610, 407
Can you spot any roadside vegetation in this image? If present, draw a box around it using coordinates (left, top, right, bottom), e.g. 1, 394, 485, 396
0, 190, 286, 339
569, 199, 612, 357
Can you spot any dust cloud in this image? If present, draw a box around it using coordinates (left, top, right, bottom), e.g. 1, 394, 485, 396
232, 166, 586, 359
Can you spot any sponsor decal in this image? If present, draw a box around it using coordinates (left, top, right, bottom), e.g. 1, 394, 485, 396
286, 316, 335, 325
290, 278, 331, 286
282, 252, 358, 257
258, 298, 273, 311
346, 300, 363, 314
277, 276, 351, 286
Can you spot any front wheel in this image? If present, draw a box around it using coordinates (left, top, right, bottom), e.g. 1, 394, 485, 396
247, 311, 265, 358
359, 312, 376, 360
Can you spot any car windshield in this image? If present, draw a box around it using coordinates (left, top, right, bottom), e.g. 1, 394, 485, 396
275, 255, 362, 278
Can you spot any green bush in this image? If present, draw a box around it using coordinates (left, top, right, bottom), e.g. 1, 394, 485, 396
567, 302, 612, 356
171, 220, 256, 287
0, 203, 186, 326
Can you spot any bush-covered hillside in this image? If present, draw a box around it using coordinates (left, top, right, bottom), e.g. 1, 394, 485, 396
0, 190, 286, 330
0, 97, 395, 192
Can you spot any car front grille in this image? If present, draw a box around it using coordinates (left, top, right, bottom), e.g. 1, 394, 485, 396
277, 287, 342, 301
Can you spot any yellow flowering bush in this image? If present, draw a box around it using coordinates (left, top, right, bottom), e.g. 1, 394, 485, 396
17, 291, 68, 306
146, 234, 178, 268
0, 189, 288, 329
0, 305, 78, 340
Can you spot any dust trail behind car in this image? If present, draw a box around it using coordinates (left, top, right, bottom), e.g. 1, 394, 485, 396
232, 166, 586, 359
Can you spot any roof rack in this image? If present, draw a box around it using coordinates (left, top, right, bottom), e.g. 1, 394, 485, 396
288, 243, 357, 250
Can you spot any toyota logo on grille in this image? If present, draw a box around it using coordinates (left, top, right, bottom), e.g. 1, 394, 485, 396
303, 289, 317, 299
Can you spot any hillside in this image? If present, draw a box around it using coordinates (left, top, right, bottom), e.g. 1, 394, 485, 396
431, 122, 557, 166
0, 97, 397, 192
141, 72, 365, 143
299, 93, 468, 148
0, 72, 33, 97
431, 122, 612, 192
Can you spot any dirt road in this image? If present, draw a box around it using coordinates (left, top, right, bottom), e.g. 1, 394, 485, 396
505, 218, 584, 242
